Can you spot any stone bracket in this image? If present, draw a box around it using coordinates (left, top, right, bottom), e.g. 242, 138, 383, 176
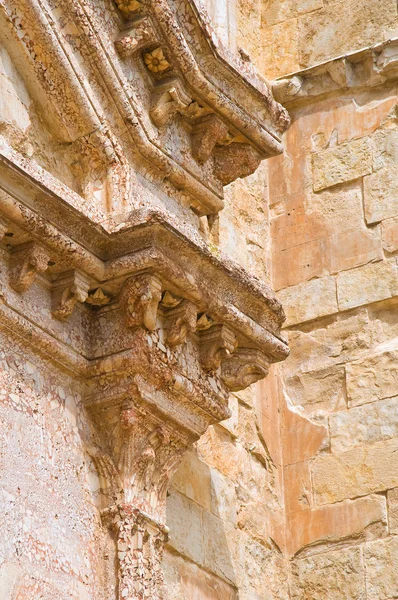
199, 324, 237, 371
221, 348, 270, 391
115, 16, 159, 58
120, 273, 163, 330
213, 143, 262, 185
9, 241, 50, 293
51, 270, 91, 320
191, 114, 229, 164
164, 299, 197, 346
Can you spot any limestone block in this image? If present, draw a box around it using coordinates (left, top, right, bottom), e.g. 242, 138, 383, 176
337, 259, 398, 311
311, 438, 398, 505
382, 216, 398, 253
329, 396, 398, 453
285, 365, 346, 416
163, 550, 237, 600
202, 512, 238, 584
365, 537, 398, 600
291, 547, 365, 600
312, 138, 372, 192
330, 396, 398, 452
372, 126, 398, 172
346, 349, 398, 407
196, 426, 249, 482
387, 488, 398, 534
364, 167, 398, 224
241, 533, 289, 600
277, 276, 338, 326
170, 451, 212, 511
166, 490, 205, 565
299, 0, 398, 69
286, 494, 387, 557
210, 468, 237, 524
260, 19, 300, 80
262, 0, 323, 27
329, 226, 383, 274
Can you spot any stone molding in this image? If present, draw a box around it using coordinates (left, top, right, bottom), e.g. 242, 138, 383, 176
0, 0, 289, 217
273, 37, 398, 108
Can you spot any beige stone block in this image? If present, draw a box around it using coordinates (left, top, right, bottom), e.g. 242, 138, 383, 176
388, 488, 398, 534
372, 125, 398, 172
170, 451, 212, 511
311, 438, 398, 505
210, 468, 237, 524
299, 0, 398, 68
291, 547, 365, 600
196, 425, 249, 482
285, 365, 346, 417
382, 216, 398, 253
166, 490, 204, 565
329, 226, 383, 274
202, 512, 238, 583
330, 396, 398, 452
241, 533, 289, 600
260, 19, 300, 79
365, 537, 398, 600
163, 550, 237, 600
337, 259, 398, 311
364, 167, 398, 224
346, 349, 398, 407
312, 138, 372, 192
287, 495, 387, 556
277, 276, 338, 326
262, 0, 323, 26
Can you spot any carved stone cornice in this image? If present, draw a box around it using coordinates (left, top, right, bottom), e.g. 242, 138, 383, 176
0, 0, 289, 217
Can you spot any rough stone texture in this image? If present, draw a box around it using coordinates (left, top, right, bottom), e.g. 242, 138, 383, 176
1, 0, 398, 598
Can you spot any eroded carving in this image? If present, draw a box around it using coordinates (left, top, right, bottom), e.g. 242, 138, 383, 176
144, 47, 170, 73
51, 270, 91, 320
120, 274, 162, 330
222, 348, 271, 391
115, 17, 159, 58
164, 299, 197, 346
150, 81, 193, 127
199, 324, 237, 371
9, 242, 50, 293
0, 218, 8, 241
191, 114, 229, 164
213, 143, 262, 185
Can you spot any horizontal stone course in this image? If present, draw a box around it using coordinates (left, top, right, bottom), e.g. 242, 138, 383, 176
312, 137, 372, 192
346, 349, 398, 407
364, 166, 398, 224
337, 259, 398, 311
278, 276, 338, 326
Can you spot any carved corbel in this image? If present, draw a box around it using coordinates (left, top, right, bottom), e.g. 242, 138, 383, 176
115, 0, 142, 17
199, 324, 237, 371
115, 17, 159, 58
9, 242, 50, 293
164, 299, 197, 346
221, 348, 270, 391
150, 81, 192, 127
213, 143, 262, 185
120, 274, 162, 330
51, 270, 91, 320
191, 114, 229, 164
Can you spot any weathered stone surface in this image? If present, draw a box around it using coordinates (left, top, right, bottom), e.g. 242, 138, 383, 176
171, 451, 212, 511
337, 259, 398, 311
311, 438, 398, 504
278, 276, 338, 326
382, 216, 398, 253
291, 547, 366, 600
364, 167, 398, 224
330, 396, 398, 452
365, 537, 398, 600
166, 490, 205, 566
312, 138, 372, 192
346, 349, 398, 407
387, 488, 398, 534
285, 365, 346, 417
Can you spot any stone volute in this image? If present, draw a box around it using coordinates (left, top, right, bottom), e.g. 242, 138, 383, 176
0, 0, 290, 597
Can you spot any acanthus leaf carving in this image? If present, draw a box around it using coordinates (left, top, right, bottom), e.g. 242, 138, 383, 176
120, 274, 162, 330
164, 299, 197, 346
51, 270, 91, 320
213, 143, 262, 185
199, 324, 237, 371
191, 114, 229, 164
221, 348, 271, 391
9, 241, 50, 293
